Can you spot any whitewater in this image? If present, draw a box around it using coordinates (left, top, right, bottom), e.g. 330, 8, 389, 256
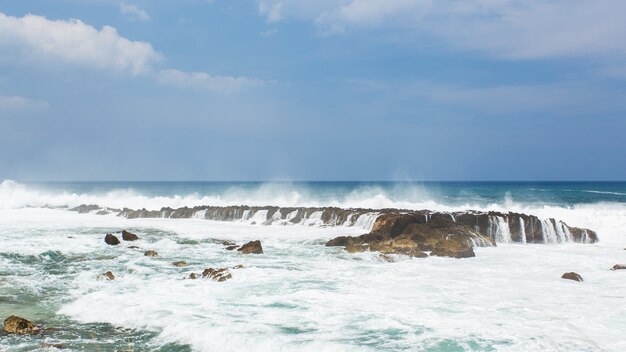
1, 180, 625, 351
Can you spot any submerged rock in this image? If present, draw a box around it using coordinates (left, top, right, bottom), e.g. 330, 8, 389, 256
611, 264, 626, 271
189, 273, 198, 280
97, 271, 115, 281
225, 245, 239, 251
3, 316, 37, 334
561, 272, 583, 282
202, 268, 232, 282
144, 250, 158, 257
104, 233, 120, 245
172, 261, 188, 267
232, 264, 245, 269
121, 230, 139, 241
222, 240, 236, 246
238, 240, 263, 254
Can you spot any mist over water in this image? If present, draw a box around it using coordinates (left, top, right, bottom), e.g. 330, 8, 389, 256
1, 180, 626, 351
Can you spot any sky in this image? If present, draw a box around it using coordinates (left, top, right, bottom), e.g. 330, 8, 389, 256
0, 0, 625, 181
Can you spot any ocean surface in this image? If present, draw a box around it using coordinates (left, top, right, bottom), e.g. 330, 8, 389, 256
1, 180, 625, 351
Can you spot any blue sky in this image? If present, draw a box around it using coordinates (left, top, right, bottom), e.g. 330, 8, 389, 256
1, 0, 625, 181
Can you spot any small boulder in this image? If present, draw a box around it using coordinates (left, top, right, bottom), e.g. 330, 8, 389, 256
430, 239, 475, 258
237, 240, 263, 254
225, 245, 239, 251
104, 234, 120, 246
202, 268, 232, 282
128, 246, 140, 249
232, 264, 245, 269
611, 264, 626, 271
172, 261, 188, 267
3, 316, 37, 334
144, 250, 158, 257
561, 272, 583, 282
97, 271, 115, 281
189, 273, 198, 280
122, 230, 139, 241
222, 240, 236, 246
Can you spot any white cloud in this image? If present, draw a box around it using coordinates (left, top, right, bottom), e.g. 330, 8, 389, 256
0, 12, 266, 92
0, 95, 49, 112
259, 2, 283, 23
120, 2, 150, 22
258, 0, 626, 62
156, 69, 266, 92
0, 12, 161, 75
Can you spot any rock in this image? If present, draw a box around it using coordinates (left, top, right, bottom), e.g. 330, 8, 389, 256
222, 240, 236, 246
430, 239, 475, 258
3, 316, 37, 334
379, 254, 395, 262
237, 240, 263, 254
561, 272, 583, 282
43, 343, 65, 349
128, 246, 140, 249
611, 264, 626, 271
225, 245, 239, 251
345, 244, 369, 253
97, 271, 115, 281
232, 264, 245, 269
121, 230, 139, 241
104, 234, 120, 246
172, 261, 188, 267
189, 273, 198, 280
202, 268, 232, 282
144, 250, 158, 257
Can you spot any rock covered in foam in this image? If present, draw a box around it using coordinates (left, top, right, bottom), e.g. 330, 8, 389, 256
561, 272, 583, 282
238, 240, 263, 254
97, 271, 115, 281
3, 316, 37, 334
202, 268, 232, 282
104, 233, 120, 245
144, 250, 158, 257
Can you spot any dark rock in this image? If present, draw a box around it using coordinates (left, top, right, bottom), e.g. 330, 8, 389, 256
232, 264, 244, 269
97, 271, 115, 281
611, 264, 626, 271
189, 273, 198, 280
144, 250, 158, 257
225, 245, 239, 251
345, 244, 369, 253
121, 230, 139, 241
3, 316, 37, 334
561, 272, 583, 282
70, 204, 100, 213
237, 240, 263, 254
104, 234, 120, 245
222, 240, 236, 246
202, 268, 232, 282
128, 246, 140, 249
172, 261, 187, 267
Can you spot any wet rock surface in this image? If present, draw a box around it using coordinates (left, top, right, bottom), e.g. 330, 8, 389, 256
202, 268, 232, 282
238, 240, 263, 254
104, 234, 120, 246
561, 272, 584, 282
3, 316, 37, 334
172, 261, 187, 267
144, 250, 158, 257
611, 264, 626, 271
121, 230, 139, 241
97, 271, 115, 281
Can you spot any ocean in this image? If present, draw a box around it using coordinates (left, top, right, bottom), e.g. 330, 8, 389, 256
1, 180, 625, 351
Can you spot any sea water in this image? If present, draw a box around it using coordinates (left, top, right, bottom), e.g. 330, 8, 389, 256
1, 180, 625, 351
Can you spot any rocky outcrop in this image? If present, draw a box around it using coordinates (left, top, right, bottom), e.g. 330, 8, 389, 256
225, 245, 239, 251
97, 271, 115, 281
122, 230, 139, 241
430, 238, 475, 258
104, 234, 120, 245
202, 268, 232, 282
561, 272, 583, 282
172, 261, 187, 267
611, 264, 626, 271
238, 240, 263, 254
144, 250, 158, 257
3, 316, 37, 334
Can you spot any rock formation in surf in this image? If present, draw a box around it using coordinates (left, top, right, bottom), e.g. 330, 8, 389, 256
561, 272, 583, 282
79, 204, 597, 246
122, 230, 139, 241
104, 233, 120, 245
238, 240, 263, 254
